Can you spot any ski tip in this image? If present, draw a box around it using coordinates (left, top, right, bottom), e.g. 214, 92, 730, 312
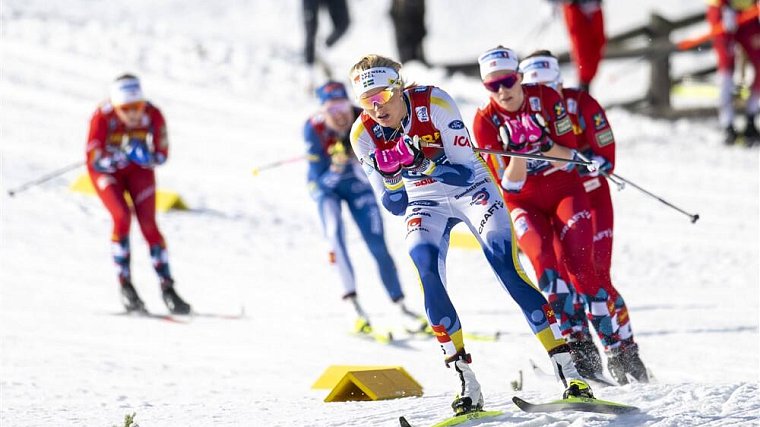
399, 415, 412, 427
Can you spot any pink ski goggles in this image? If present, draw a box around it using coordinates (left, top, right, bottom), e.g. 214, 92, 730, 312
483, 73, 519, 92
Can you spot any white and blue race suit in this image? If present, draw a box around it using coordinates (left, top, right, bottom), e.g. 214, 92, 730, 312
350, 86, 566, 356
304, 111, 403, 301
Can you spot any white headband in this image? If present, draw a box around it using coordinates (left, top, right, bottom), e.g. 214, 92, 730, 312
110, 78, 145, 106
351, 67, 402, 98
519, 56, 563, 86
478, 48, 519, 80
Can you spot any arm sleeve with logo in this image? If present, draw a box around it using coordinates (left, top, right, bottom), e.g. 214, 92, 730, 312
350, 121, 408, 216
542, 88, 578, 150
578, 92, 615, 173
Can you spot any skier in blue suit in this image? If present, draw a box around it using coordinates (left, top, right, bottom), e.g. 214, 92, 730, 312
304, 81, 424, 333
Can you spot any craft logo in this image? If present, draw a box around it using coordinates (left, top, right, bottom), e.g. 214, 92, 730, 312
470, 188, 489, 206
559, 210, 591, 240
372, 124, 383, 139
477, 200, 504, 233
415, 106, 429, 122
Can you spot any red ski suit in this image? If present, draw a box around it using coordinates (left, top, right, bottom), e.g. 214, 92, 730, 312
86, 102, 169, 246
472, 84, 612, 301
562, 0, 606, 87
707, 0, 760, 91
553, 88, 617, 298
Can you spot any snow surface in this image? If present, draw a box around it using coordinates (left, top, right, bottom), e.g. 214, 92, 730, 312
1, 1, 759, 426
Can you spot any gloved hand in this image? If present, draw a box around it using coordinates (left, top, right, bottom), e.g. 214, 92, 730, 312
503, 114, 548, 153
579, 154, 612, 177
125, 138, 154, 168
371, 148, 404, 191
92, 149, 128, 174
371, 148, 402, 177
722, 6, 738, 34
395, 135, 425, 169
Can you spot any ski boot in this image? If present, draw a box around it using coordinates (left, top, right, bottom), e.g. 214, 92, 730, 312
744, 117, 759, 147
448, 351, 484, 415
606, 341, 649, 385
567, 334, 604, 379
549, 344, 595, 398
563, 379, 594, 399
120, 280, 146, 313
161, 279, 192, 314
353, 316, 373, 334
724, 125, 738, 145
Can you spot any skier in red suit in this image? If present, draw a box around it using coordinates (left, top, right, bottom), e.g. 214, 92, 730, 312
472, 47, 648, 385
86, 74, 190, 314
550, 0, 605, 92
706, 0, 760, 145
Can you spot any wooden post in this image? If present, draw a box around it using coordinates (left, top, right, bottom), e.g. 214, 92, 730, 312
647, 13, 673, 113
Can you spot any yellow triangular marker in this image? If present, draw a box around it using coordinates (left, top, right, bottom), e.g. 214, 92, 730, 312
323, 368, 423, 402
312, 365, 396, 390
69, 173, 188, 213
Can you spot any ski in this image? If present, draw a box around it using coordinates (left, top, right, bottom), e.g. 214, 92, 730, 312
352, 328, 394, 345
399, 409, 504, 427
529, 358, 618, 387
512, 395, 639, 415
110, 310, 189, 324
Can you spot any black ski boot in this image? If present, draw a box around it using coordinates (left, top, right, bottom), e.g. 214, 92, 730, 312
606, 342, 649, 385
743, 117, 759, 147
563, 379, 594, 399
120, 280, 146, 313
724, 125, 738, 145
161, 279, 192, 314
568, 336, 604, 379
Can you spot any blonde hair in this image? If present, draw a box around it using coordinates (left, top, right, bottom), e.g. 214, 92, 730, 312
349, 54, 405, 86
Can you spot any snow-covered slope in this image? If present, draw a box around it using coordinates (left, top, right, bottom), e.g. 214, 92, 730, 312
1, 1, 758, 426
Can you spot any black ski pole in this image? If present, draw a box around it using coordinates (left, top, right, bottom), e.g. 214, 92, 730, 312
7, 160, 85, 197
473, 146, 593, 166
609, 173, 700, 223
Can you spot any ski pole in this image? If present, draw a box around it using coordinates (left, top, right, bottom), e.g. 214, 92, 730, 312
472, 146, 593, 166
573, 151, 626, 191
7, 160, 85, 197
608, 173, 700, 223
251, 154, 308, 176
